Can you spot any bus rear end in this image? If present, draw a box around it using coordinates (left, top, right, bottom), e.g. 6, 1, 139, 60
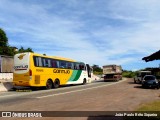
13, 53, 31, 86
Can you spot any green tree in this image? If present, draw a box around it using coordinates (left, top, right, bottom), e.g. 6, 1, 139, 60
17, 46, 33, 53
0, 28, 8, 47
18, 46, 24, 53
122, 70, 136, 78
25, 47, 33, 52
0, 28, 34, 56
0, 28, 10, 55
92, 64, 103, 75
6, 47, 14, 56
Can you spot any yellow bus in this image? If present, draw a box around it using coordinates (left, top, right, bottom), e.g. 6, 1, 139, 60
13, 52, 92, 89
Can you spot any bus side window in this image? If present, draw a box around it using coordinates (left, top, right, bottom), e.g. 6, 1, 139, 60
74, 63, 77, 70
42, 58, 46, 67
33, 56, 38, 67
56, 60, 60, 68
71, 63, 74, 69
81, 64, 85, 70
59, 61, 67, 68
42, 58, 50, 67
67, 62, 71, 69
79, 65, 82, 70
48, 59, 51, 67
51, 60, 58, 68
76, 63, 80, 70
38, 57, 42, 67
33, 56, 42, 67
67, 62, 74, 69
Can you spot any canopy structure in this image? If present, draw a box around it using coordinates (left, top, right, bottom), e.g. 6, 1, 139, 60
142, 50, 160, 62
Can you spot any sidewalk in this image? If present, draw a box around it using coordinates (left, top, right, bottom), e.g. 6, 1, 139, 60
87, 74, 100, 83
0, 79, 13, 92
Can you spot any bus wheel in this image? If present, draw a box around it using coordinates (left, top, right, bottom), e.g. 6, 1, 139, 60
46, 80, 53, 89
82, 79, 86, 85
53, 79, 60, 89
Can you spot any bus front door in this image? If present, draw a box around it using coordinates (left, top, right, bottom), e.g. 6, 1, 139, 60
86, 64, 91, 78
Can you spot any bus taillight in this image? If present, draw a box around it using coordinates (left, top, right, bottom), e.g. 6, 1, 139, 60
29, 69, 32, 76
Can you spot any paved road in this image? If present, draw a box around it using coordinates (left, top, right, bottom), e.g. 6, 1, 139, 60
0, 78, 159, 120
0, 79, 121, 106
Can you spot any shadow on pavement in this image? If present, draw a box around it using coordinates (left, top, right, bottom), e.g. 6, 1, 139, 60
9, 83, 84, 92
128, 81, 136, 84
134, 85, 159, 90
134, 86, 143, 89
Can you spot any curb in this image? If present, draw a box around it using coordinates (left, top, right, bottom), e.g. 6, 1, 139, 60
0, 82, 14, 92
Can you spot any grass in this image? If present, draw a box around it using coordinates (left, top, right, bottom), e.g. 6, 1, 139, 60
127, 100, 160, 120
136, 100, 160, 111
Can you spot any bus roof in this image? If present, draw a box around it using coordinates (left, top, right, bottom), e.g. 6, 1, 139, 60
20, 52, 76, 62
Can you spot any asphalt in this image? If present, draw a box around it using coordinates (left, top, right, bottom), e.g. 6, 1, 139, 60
0, 78, 159, 120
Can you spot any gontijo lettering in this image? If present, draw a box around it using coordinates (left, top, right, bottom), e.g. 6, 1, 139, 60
14, 65, 28, 70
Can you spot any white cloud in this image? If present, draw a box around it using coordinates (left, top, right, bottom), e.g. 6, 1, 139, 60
0, 0, 160, 70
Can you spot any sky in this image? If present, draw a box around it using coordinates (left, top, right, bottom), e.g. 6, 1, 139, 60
0, 0, 160, 70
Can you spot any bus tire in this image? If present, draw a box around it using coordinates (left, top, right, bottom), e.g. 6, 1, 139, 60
82, 79, 86, 85
53, 79, 60, 89
46, 79, 53, 89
